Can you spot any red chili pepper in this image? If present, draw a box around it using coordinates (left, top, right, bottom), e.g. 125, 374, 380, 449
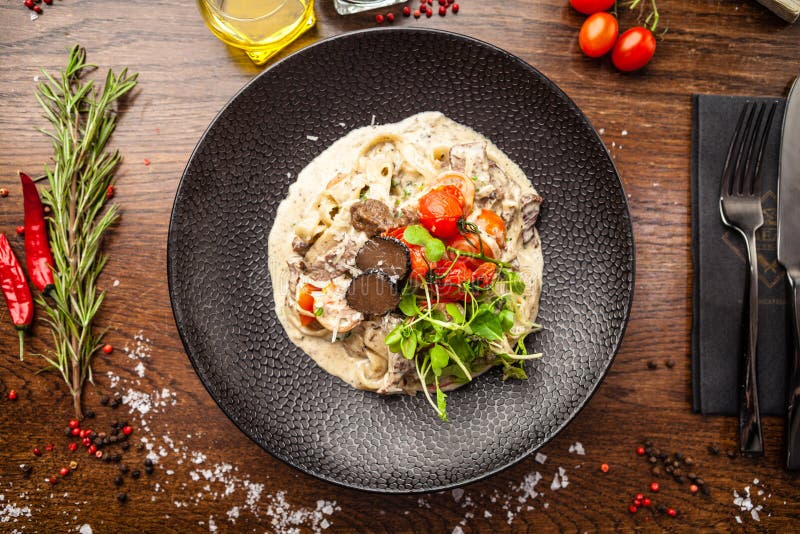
0, 233, 33, 360
20, 172, 55, 294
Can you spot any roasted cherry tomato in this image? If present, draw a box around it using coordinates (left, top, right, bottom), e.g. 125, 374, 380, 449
434, 171, 475, 213
432, 259, 473, 302
579, 12, 619, 58
447, 234, 496, 269
471, 262, 498, 288
418, 186, 465, 239
569, 0, 615, 14
385, 227, 430, 281
611, 27, 656, 72
474, 209, 507, 248
297, 283, 320, 326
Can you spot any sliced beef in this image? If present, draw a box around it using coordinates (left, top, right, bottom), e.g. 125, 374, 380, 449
292, 236, 311, 255
393, 207, 419, 228
350, 199, 393, 236
355, 237, 410, 280
345, 270, 401, 316
520, 192, 543, 244
449, 142, 489, 180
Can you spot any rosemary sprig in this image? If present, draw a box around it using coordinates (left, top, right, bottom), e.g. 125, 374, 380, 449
33, 45, 138, 418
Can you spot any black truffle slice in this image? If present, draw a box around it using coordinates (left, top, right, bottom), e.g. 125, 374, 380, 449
355, 236, 410, 280
345, 270, 401, 315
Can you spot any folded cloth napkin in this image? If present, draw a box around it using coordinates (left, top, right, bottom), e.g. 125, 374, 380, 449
692, 94, 789, 416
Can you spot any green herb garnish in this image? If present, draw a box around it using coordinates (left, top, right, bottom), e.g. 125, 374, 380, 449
386, 262, 542, 421
403, 225, 445, 261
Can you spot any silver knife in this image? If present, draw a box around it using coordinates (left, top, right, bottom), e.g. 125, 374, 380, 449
778, 75, 800, 470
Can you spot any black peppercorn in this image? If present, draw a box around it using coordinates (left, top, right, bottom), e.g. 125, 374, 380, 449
665, 359, 675, 368
114, 476, 124, 487
675, 452, 683, 461
119, 465, 129, 475
19, 464, 32, 476
100, 395, 110, 406
117, 492, 127, 503
656, 504, 666, 514
708, 445, 720, 455
65, 427, 73, 437
131, 469, 140, 480
144, 458, 153, 468
647, 361, 658, 370
121, 442, 130, 451
86, 410, 96, 419
145, 465, 154, 475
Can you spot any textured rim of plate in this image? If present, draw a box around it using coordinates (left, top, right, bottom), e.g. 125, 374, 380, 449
168, 27, 635, 494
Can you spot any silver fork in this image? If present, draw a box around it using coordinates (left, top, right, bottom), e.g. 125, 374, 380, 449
719, 100, 777, 456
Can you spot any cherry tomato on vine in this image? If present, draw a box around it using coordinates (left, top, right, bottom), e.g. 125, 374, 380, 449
418, 186, 465, 239
297, 283, 320, 326
447, 234, 496, 270
611, 27, 656, 72
472, 262, 498, 288
569, 0, 615, 15
432, 259, 473, 302
474, 209, 507, 248
579, 12, 619, 58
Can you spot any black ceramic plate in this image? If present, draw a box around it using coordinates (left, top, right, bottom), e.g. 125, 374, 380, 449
168, 28, 634, 493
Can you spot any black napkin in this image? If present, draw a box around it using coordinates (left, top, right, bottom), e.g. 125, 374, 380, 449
691, 94, 788, 416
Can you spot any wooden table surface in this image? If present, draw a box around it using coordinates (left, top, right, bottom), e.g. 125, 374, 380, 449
1, 0, 799, 532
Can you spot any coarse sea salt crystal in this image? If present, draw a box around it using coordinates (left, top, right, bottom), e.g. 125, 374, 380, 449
452, 488, 464, 502
134, 362, 146, 378
79, 524, 92, 534
227, 506, 240, 522
534, 452, 547, 464
735, 515, 742, 524
550, 467, 568, 491
452, 527, 464, 534
518, 472, 542, 503
621, 130, 628, 136
568, 442, 585, 455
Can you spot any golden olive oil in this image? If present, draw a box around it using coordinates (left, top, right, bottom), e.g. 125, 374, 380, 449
198, 0, 315, 65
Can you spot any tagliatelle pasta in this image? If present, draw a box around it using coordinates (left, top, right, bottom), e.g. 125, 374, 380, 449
268, 112, 544, 409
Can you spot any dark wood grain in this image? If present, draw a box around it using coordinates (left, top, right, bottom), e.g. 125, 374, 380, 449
1, 0, 799, 531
